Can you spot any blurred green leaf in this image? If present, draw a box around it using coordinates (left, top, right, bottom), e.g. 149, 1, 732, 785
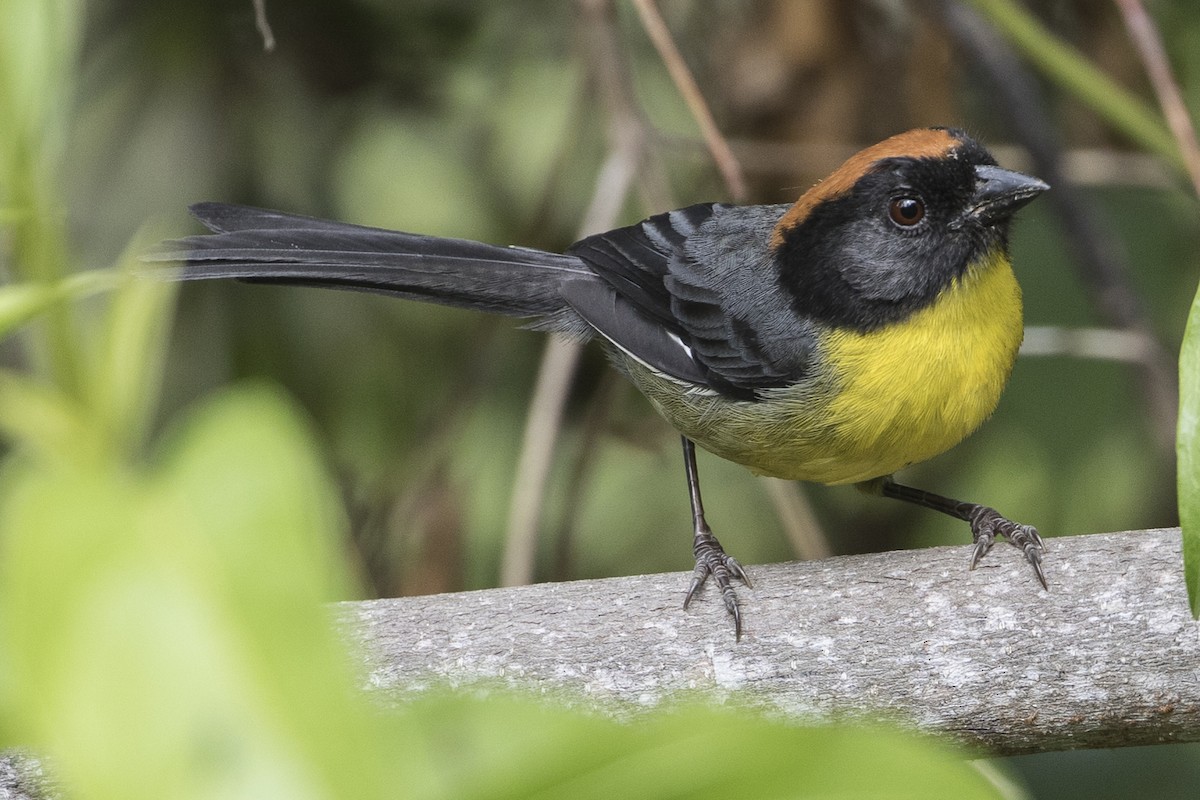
153, 384, 357, 610
0, 284, 59, 334
86, 254, 177, 458
334, 110, 504, 241
1179, 284, 1200, 617
0, 368, 101, 464
407, 696, 1004, 800
0, 266, 146, 465
0, 0, 81, 149
0, 0, 86, 392
0, 385, 419, 799
0, 270, 119, 341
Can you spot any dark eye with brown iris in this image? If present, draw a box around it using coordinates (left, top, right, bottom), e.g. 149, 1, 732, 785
888, 196, 925, 227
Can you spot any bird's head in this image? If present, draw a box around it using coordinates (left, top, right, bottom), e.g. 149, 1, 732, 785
772, 128, 1048, 332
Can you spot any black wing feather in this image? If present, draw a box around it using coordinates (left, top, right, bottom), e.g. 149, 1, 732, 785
568, 202, 809, 399
567, 205, 716, 329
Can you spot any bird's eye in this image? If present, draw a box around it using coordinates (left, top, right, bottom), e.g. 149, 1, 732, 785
888, 196, 925, 227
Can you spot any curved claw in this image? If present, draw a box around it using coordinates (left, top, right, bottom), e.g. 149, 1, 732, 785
1025, 544, 1049, 591
969, 534, 994, 571
686, 531, 751, 640
1029, 527, 1047, 552
966, 506, 1049, 589
727, 556, 752, 589
727, 594, 743, 640
683, 570, 705, 610
1007, 523, 1049, 590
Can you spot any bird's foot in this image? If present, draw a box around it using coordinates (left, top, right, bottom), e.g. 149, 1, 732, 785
967, 505, 1048, 590
684, 526, 752, 640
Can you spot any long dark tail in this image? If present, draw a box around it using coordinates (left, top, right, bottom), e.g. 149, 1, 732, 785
147, 203, 596, 327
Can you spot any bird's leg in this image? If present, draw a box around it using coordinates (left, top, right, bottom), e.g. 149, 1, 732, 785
681, 436, 752, 639
861, 476, 1047, 589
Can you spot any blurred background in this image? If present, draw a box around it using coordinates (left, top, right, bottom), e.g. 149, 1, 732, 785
31, 0, 1200, 795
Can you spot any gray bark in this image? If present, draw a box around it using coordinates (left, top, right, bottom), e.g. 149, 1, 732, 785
0, 753, 56, 800
345, 528, 1199, 755
4, 528, 1196, 797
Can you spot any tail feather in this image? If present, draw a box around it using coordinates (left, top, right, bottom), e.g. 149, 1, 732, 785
148, 203, 595, 322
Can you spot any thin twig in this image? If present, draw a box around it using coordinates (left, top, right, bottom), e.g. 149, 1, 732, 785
371, 317, 509, 596
550, 371, 620, 581
501, 337, 584, 587
965, 0, 1180, 168
1020, 325, 1160, 362
251, 0, 276, 52
763, 478, 832, 561
1113, 0, 1200, 199
500, 0, 648, 586
502, 140, 643, 586
629, 0, 748, 201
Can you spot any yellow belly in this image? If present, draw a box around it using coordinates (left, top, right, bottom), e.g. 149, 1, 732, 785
623, 250, 1024, 484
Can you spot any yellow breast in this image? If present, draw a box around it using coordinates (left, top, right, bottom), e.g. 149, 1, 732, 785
623, 249, 1024, 485
808, 249, 1023, 483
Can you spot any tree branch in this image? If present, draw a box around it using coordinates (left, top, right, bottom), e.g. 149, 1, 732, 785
345, 528, 1198, 755
3, 529, 1193, 796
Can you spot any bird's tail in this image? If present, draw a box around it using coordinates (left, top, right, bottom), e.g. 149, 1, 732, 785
147, 203, 594, 328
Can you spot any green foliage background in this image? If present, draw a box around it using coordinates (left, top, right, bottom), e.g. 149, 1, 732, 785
1, 0, 1200, 798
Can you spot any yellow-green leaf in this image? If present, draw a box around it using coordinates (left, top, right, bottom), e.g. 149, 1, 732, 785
1179, 283, 1200, 617
0, 270, 121, 341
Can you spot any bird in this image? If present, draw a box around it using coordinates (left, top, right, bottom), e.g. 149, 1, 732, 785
148, 127, 1050, 639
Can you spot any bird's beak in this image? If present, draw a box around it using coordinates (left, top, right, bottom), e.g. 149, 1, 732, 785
968, 165, 1050, 226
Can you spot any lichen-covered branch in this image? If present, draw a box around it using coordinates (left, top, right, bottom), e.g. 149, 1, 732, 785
4, 529, 1193, 798
346, 528, 1198, 755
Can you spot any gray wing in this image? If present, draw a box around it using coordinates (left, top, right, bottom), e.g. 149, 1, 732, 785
565, 203, 816, 400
